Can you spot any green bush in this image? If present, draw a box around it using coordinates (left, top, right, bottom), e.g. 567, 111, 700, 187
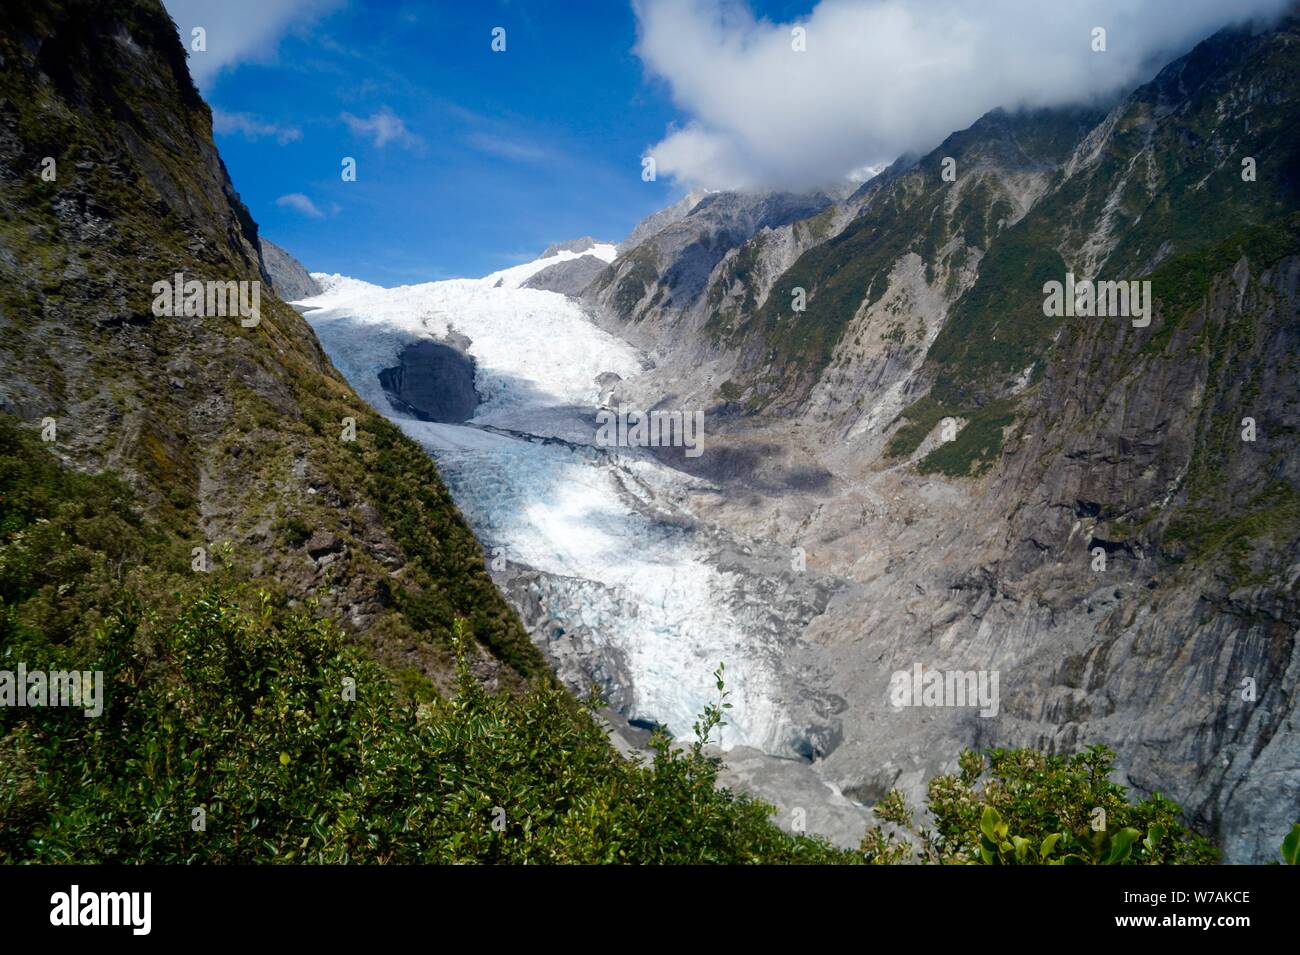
1281, 824, 1300, 865
1, 589, 856, 863
916, 398, 1017, 477
861, 746, 1219, 865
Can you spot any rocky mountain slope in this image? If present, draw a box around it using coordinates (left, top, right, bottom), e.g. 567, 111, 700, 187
260, 237, 322, 301
521, 237, 613, 296
587, 189, 836, 345
583, 17, 1300, 861
0, 0, 539, 693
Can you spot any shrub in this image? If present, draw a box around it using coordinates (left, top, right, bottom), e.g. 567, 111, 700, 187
861, 746, 1219, 865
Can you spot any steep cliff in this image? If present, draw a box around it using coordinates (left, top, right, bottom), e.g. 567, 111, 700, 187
588, 18, 1300, 860
0, 0, 540, 690
260, 237, 322, 302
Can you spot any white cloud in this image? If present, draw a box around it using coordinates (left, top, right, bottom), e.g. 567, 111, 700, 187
162, 0, 340, 86
633, 0, 1293, 190
212, 109, 301, 144
341, 107, 422, 148
276, 193, 325, 219
465, 131, 550, 164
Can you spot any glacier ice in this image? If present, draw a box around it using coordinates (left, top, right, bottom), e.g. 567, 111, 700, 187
296, 255, 797, 753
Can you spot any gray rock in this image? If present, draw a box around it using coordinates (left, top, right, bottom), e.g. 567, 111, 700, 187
305, 530, 342, 559
521, 254, 607, 296
617, 188, 710, 253
567, 21, 1300, 862
588, 189, 835, 326
541, 236, 597, 257
260, 238, 321, 301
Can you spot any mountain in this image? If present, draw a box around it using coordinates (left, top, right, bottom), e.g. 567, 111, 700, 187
260, 237, 322, 301
0, 0, 539, 692
521, 237, 614, 296
587, 189, 836, 337
584, 18, 1300, 861
3, 0, 1296, 865
616, 187, 710, 253
0, 0, 873, 865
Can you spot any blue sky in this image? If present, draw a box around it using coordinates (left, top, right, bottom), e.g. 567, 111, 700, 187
165, 0, 815, 285
162, 0, 1288, 286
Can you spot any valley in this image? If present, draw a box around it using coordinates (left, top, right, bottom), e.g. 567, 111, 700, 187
2, 0, 1296, 870
283, 15, 1300, 861
294, 249, 876, 845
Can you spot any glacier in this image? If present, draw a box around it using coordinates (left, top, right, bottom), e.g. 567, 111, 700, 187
294, 250, 802, 753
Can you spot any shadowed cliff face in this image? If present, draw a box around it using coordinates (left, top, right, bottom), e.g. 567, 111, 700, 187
0, 0, 538, 690
379, 339, 480, 424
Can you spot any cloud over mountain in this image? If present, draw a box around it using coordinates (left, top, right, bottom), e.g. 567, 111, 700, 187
634, 0, 1294, 190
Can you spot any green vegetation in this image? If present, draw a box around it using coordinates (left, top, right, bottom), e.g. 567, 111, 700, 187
752, 176, 930, 392
2, 2, 1294, 866
703, 233, 767, 346
595, 245, 661, 319
884, 394, 1018, 477
885, 394, 951, 460
276, 514, 313, 548
1, 414, 1250, 866
925, 218, 1065, 408
861, 746, 1218, 865
0, 417, 852, 863
716, 379, 744, 403
916, 398, 1017, 477
349, 415, 546, 677
1282, 824, 1300, 865
735, 108, 1101, 408
1164, 480, 1300, 585
1142, 213, 1300, 358
1140, 215, 1300, 585
0, 0, 543, 682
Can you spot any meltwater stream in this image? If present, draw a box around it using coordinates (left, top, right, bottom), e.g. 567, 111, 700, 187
296, 251, 810, 755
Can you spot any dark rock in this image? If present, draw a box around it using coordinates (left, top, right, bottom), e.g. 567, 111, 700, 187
378, 339, 480, 423
305, 530, 342, 558
540, 236, 597, 257
522, 254, 607, 296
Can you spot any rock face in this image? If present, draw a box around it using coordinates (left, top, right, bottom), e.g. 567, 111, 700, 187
260, 237, 321, 301
521, 254, 607, 296
540, 236, 597, 257
579, 18, 1300, 860
378, 338, 480, 423
587, 189, 836, 334
617, 188, 710, 253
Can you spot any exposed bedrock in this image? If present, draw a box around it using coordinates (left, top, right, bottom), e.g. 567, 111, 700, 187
378, 338, 480, 424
